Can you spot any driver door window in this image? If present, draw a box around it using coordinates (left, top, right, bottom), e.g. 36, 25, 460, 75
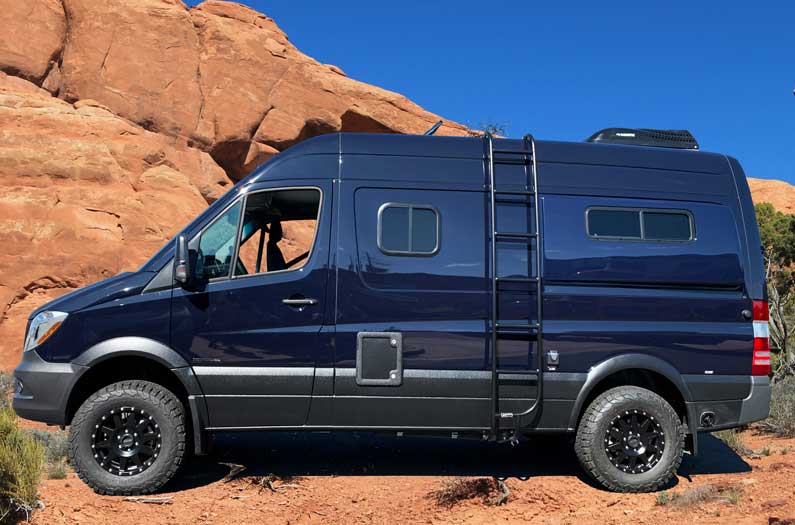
234, 188, 321, 276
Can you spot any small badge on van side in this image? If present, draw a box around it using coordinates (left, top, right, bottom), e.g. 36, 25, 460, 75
546, 350, 560, 370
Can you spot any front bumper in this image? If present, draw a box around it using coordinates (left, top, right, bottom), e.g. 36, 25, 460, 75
686, 375, 771, 432
12, 349, 86, 426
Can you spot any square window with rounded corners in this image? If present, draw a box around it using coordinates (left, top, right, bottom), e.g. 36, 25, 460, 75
378, 203, 439, 256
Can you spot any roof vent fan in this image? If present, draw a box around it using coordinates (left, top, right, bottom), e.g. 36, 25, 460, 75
586, 128, 699, 150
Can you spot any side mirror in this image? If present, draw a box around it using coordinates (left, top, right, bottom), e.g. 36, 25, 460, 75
174, 234, 190, 286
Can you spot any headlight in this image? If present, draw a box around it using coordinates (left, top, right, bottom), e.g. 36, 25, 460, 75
24, 311, 68, 352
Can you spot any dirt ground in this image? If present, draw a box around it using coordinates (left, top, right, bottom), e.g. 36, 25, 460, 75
31, 429, 795, 525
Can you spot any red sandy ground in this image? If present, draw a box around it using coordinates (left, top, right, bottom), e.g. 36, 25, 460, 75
28, 430, 795, 525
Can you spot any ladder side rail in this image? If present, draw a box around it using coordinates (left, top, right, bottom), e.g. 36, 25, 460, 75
486, 133, 500, 437
510, 134, 545, 420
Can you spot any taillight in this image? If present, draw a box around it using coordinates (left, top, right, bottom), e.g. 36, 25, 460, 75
752, 300, 770, 376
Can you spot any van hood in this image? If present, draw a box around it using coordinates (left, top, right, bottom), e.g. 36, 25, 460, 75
28, 271, 156, 320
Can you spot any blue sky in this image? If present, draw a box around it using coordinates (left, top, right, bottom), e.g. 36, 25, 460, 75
189, 1, 794, 183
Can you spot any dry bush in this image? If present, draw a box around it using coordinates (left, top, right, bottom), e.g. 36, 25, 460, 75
0, 404, 44, 524
0, 374, 12, 408
25, 429, 70, 480
758, 377, 795, 437
221, 464, 303, 494
241, 474, 303, 493
714, 429, 754, 457
430, 477, 510, 507
657, 483, 742, 509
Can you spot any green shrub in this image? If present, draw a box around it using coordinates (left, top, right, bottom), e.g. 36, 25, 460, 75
0, 405, 44, 523
759, 377, 795, 437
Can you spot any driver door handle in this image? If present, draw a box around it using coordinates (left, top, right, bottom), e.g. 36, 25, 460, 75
282, 297, 318, 306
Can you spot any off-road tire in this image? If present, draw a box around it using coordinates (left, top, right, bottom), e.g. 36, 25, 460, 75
69, 380, 186, 495
574, 386, 685, 492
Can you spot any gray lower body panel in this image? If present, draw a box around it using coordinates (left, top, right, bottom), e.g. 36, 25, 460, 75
194, 366, 314, 428
12, 349, 86, 426
686, 375, 771, 432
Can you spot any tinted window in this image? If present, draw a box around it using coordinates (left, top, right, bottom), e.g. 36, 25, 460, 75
197, 201, 242, 279
380, 206, 410, 252
587, 209, 641, 238
379, 204, 439, 255
643, 212, 692, 241
411, 208, 438, 253
234, 189, 321, 276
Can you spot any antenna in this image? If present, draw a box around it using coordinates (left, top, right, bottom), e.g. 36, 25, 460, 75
423, 120, 443, 136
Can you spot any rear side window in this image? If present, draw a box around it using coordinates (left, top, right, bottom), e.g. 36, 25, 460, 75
587, 209, 641, 239
643, 212, 692, 240
587, 208, 693, 241
378, 203, 439, 255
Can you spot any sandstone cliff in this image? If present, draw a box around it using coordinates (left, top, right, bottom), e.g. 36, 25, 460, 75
0, 0, 470, 370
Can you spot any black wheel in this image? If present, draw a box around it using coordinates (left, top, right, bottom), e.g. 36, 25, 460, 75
574, 386, 685, 493
69, 380, 186, 495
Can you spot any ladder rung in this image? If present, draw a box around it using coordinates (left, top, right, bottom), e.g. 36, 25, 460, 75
495, 190, 535, 196
496, 232, 537, 240
492, 148, 532, 155
497, 276, 539, 283
496, 323, 540, 331
493, 158, 530, 166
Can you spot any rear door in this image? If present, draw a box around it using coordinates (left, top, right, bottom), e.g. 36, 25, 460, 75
170, 180, 332, 429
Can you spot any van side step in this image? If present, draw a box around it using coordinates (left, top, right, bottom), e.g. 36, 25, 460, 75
485, 132, 545, 441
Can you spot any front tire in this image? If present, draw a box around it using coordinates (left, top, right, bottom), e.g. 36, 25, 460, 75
574, 386, 685, 492
69, 380, 186, 495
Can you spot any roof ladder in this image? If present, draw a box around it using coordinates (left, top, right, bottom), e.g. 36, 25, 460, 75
484, 132, 545, 441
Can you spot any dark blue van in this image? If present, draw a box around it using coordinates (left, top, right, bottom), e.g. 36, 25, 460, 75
12, 129, 771, 494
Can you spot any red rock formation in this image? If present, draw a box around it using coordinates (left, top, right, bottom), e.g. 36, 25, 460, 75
748, 178, 795, 215
0, 0, 470, 370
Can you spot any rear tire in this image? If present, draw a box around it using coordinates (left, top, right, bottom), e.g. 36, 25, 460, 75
69, 380, 186, 495
574, 386, 685, 492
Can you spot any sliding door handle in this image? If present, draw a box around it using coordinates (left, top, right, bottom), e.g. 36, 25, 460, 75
282, 297, 318, 306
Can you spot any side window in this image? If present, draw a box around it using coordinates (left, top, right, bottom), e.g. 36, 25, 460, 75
643, 211, 692, 241
587, 207, 693, 242
378, 204, 439, 256
234, 188, 321, 276
197, 201, 242, 280
587, 209, 641, 239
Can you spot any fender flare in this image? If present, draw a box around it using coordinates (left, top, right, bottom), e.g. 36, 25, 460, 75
70, 337, 210, 455
567, 353, 694, 432
73, 336, 189, 369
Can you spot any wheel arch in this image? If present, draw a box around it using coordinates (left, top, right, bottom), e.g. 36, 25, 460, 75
66, 337, 209, 455
568, 354, 694, 434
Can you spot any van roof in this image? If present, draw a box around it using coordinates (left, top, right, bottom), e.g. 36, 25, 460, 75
247, 132, 732, 185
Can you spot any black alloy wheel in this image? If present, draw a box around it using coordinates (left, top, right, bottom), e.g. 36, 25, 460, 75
91, 406, 163, 476
603, 409, 665, 474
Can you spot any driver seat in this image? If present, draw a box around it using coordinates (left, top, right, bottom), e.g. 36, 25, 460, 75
266, 221, 287, 272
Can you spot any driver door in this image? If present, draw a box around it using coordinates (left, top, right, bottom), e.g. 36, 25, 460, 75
170, 181, 332, 429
